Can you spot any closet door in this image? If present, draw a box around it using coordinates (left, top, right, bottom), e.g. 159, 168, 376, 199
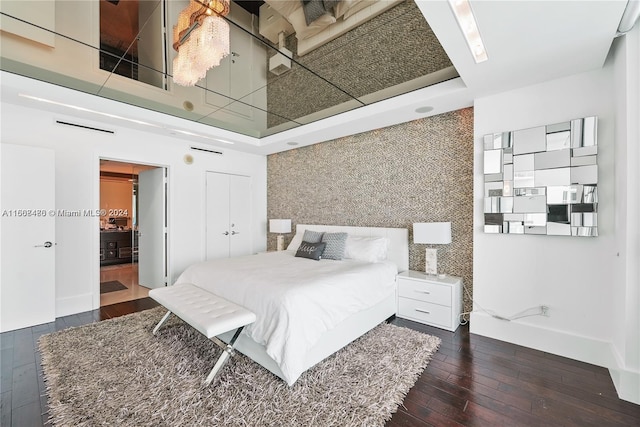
205, 172, 252, 260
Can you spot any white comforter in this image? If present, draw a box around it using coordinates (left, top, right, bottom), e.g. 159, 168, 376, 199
174, 251, 397, 385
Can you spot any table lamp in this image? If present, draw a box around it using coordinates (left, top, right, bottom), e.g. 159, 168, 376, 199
269, 219, 291, 251
413, 222, 452, 276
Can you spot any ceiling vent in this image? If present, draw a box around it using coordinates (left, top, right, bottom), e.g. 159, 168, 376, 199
55, 120, 114, 134
190, 146, 223, 156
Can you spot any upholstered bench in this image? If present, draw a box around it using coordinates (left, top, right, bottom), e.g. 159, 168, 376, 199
149, 283, 256, 386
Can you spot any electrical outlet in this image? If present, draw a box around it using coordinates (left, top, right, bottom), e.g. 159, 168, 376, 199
541, 305, 550, 317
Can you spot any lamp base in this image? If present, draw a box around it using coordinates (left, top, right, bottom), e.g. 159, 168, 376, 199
425, 248, 438, 275
276, 235, 285, 251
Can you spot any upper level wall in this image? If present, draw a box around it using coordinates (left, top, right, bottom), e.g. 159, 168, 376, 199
0, 0, 267, 135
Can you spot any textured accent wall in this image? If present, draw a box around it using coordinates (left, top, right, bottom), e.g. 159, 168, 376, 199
266, 0, 453, 128
267, 108, 474, 313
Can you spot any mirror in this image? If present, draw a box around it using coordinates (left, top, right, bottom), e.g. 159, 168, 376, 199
483, 116, 598, 237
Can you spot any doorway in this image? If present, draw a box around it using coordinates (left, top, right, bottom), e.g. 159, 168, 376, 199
99, 159, 167, 306
99, 0, 167, 89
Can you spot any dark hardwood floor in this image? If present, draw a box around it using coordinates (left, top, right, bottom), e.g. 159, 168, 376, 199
387, 318, 640, 427
2, 299, 639, 426
0, 298, 160, 426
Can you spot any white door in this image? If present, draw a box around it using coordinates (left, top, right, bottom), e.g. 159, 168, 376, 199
205, 172, 252, 259
206, 172, 231, 259
137, 167, 166, 289
0, 144, 56, 332
228, 175, 251, 257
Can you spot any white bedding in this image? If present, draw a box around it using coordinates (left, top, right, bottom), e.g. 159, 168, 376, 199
174, 250, 397, 385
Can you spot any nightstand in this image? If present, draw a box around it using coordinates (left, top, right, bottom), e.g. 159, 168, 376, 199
396, 271, 462, 332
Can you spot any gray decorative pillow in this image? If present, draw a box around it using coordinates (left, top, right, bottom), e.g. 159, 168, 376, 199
321, 232, 348, 260
302, 0, 330, 25
322, 0, 340, 13
295, 241, 326, 261
303, 229, 324, 243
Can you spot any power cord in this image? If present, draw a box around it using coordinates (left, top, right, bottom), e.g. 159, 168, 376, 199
459, 283, 548, 325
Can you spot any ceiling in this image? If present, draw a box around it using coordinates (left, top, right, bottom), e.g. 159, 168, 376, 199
0, 0, 630, 155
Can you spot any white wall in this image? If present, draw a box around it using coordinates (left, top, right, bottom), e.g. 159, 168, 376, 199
472, 26, 639, 404
610, 23, 640, 404
0, 76, 267, 318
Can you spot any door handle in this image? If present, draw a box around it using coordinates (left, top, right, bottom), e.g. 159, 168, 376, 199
223, 231, 229, 235
231, 231, 239, 235
34, 241, 53, 248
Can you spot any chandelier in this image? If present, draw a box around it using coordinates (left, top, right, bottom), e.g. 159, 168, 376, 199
172, 0, 230, 86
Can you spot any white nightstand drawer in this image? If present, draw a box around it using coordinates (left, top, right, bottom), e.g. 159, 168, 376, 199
398, 298, 452, 329
398, 278, 451, 306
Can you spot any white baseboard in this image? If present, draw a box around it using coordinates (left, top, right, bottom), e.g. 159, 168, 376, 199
470, 312, 640, 404
609, 368, 640, 404
56, 293, 93, 318
610, 347, 640, 405
471, 313, 616, 366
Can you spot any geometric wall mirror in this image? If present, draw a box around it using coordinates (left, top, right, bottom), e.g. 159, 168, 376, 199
483, 116, 598, 237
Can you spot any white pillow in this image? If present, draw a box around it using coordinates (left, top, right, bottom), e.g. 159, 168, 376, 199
286, 232, 303, 251
264, 0, 302, 19
344, 236, 389, 263
334, 0, 363, 18
335, 0, 377, 20
288, 7, 336, 40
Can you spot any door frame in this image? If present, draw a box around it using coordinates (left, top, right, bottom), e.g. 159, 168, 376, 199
93, 156, 170, 309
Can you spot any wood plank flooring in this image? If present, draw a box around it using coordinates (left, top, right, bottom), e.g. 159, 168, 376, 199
1, 299, 638, 426
100, 263, 150, 306
387, 318, 640, 427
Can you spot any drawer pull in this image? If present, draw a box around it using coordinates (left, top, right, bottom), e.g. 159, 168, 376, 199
415, 308, 431, 314
415, 290, 431, 294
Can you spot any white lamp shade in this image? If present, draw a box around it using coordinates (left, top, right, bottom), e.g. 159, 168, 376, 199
269, 219, 291, 234
413, 222, 452, 244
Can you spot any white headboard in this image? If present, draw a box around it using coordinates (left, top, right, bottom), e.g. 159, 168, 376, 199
295, 224, 409, 272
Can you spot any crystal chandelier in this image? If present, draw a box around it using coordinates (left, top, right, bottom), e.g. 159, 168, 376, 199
172, 0, 230, 86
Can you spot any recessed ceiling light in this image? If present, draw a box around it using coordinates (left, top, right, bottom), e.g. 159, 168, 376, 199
287, 142, 299, 146
415, 106, 434, 114
447, 0, 488, 63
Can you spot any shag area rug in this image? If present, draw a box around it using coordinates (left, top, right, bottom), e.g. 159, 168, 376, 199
39, 307, 440, 426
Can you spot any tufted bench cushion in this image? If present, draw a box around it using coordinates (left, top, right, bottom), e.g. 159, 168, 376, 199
149, 283, 256, 339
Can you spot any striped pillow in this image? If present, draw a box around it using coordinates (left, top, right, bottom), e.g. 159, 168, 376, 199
321, 232, 348, 260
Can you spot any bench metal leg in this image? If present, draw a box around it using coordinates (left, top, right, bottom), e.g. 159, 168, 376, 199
152, 310, 172, 335
203, 326, 245, 386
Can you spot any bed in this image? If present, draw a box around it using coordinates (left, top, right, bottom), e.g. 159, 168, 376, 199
174, 224, 408, 385
260, 0, 404, 56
